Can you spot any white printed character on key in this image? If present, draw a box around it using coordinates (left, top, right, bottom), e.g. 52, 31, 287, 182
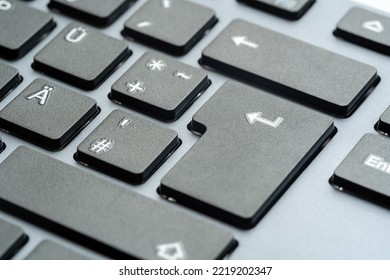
26, 85, 55, 106
0, 0, 12, 11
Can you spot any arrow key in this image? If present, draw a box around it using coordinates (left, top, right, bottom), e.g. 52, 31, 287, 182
334, 7, 390, 55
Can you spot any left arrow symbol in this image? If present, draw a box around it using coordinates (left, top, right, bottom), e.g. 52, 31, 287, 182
136, 21, 153, 28
231, 36, 259, 48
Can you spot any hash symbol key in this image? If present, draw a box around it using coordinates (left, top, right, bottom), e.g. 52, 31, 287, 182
0, 78, 99, 150
122, 0, 218, 55
33, 23, 131, 90
159, 81, 336, 228
110, 51, 210, 121
75, 109, 180, 184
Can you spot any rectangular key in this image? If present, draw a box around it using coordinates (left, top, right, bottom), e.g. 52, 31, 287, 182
48, 0, 134, 27
0, 218, 28, 259
237, 0, 316, 20
330, 134, 390, 207
159, 81, 336, 228
0, 0, 56, 60
334, 7, 390, 55
26, 241, 90, 260
0, 147, 237, 259
376, 105, 390, 135
0, 62, 22, 100
200, 19, 379, 117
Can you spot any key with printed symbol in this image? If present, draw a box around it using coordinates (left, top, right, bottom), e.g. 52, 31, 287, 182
237, 0, 316, 20
376, 106, 390, 135
110, 51, 210, 121
122, 0, 218, 55
26, 241, 90, 260
159, 81, 336, 229
75, 109, 180, 184
0, 78, 99, 150
48, 0, 135, 27
0, 218, 28, 260
330, 134, 390, 208
0, 147, 238, 259
33, 23, 131, 90
200, 19, 379, 117
0, 62, 22, 100
0, 0, 56, 60
334, 7, 390, 55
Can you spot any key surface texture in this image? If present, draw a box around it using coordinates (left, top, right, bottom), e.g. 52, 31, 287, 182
330, 134, 390, 207
75, 109, 180, 184
0, 218, 28, 259
0, 0, 56, 59
122, 0, 217, 55
110, 51, 210, 121
26, 240, 90, 260
334, 7, 390, 55
201, 19, 379, 117
160, 81, 335, 228
0, 62, 22, 100
0, 147, 237, 259
0, 78, 98, 150
33, 23, 131, 90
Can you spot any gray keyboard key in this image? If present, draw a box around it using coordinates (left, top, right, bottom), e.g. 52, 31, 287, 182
0, 0, 56, 60
48, 0, 134, 27
0, 62, 22, 100
75, 109, 180, 184
122, 0, 218, 55
334, 7, 390, 55
0, 136, 4, 153
159, 81, 336, 228
0, 147, 237, 259
330, 134, 390, 207
110, 51, 210, 121
201, 19, 379, 117
0, 218, 28, 259
376, 106, 390, 135
26, 240, 90, 260
33, 23, 131, 90
0, 78, 99, 150
237, 0, 316, 20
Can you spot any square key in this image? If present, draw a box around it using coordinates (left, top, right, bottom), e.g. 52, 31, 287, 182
0, 78, 99, 150
0, 0, 56, 60
48, 0, 135, 27
0, 62, 22, 100
110, 51, 209, 121
33, 23, 131, 90
75, 109, 180, 184
122, 0, 218, 55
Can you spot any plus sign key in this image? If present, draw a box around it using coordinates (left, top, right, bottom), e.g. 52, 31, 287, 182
334, 7, 390, 55
75, 109, 180, 184
110, 51, 209, 121
159, 81, 335, 228
0, 78, 99, 150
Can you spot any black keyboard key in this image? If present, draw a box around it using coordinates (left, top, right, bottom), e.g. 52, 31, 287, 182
0, 0, 56, 60
376, 105, 390, 135
0, 78, 99, 150
200, 19, 379, 117
75, 109, 180, 184
159, 81, 336, 228
48, 0, 134, 27
122, 0, 218, 55
334, 7, 390, 55
33, 23, 131, 90
0, 62, 22, 100
110, 51, 210, 121
0, 147, 237, 259
330, 134, 390, 208
237, 0, 315, 20
26, 240, 90, 260
0, 218, 28, 259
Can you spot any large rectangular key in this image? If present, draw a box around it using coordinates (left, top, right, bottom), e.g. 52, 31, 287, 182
0, 147, 237, 259
159, 81, 336, 229
200, 19, 379, 117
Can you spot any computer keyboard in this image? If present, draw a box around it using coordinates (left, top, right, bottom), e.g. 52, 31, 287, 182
0, 0, 389, 260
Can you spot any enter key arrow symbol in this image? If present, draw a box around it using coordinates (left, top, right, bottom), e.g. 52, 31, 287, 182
246, 112, 284, 128
231, 36, 259, 49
